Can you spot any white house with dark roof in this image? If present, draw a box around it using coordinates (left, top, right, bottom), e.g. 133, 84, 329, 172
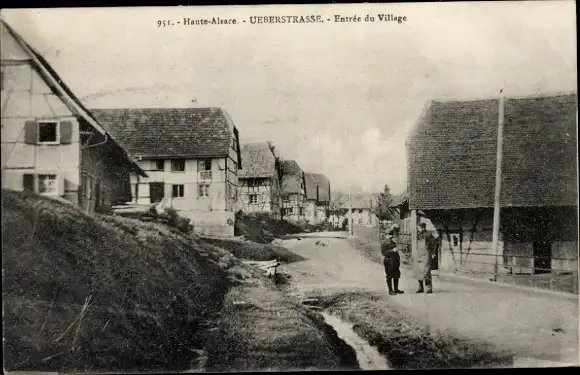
280, 160, 306, 222
237, 142, 283, 218
304, 173, 331, 225
1, 20, 146, 212
91, 107, 242, 237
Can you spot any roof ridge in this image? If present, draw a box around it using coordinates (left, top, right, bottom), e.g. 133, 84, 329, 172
431, 90, 577, 103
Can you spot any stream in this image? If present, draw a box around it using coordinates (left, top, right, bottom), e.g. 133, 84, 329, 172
320, 312, 392, 370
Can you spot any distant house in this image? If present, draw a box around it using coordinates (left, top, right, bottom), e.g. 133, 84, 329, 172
280, 160, 306, 222
329, 192, 379, 228
0, 20, 146, 212
304, 173, 331, 225
407, 93, 578, 285
237, 142, 283, 218
347, 193, 379, 227
91, 107, 242, 237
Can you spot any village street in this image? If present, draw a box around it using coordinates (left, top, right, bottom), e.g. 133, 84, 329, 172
279, 234, 579, 367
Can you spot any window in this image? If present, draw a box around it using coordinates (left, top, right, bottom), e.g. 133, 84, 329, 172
154, 160, 165, 171
282, 208, 293, 216
199, 184, 210, 197
172, 184, 185, 198
38, 122, 58, 143
249, 194, 258, 204
171, 159, 185, 172
200, 159, 212, 171
38, 174, 58, 195
248, 178, 258, 188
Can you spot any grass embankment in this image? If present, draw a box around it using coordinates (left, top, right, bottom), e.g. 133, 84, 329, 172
318, 292, 514, 369
234, 212, 302, 243
2, 190, 237, 372
200, 237, 306, 263
2, 190, 351, 372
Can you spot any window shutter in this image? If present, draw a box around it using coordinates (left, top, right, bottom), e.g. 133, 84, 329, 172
58, 175, 65, 196
24, 121, 38, 144
60, 121, 73, 144
23, 174, 35, 192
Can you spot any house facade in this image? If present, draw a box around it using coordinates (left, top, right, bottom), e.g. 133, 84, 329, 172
91, 107, 242, 237
407, 93, 578, 291
280, 160, 306, 223
237, 142, 283, 218
304, 173, 331, 225
1, 20, 145, 212
329, 193, 379, 229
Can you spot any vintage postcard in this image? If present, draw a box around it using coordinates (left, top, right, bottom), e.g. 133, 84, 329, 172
1, 1, 578, 373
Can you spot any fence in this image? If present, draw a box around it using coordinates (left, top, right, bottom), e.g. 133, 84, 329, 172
353, 224, 578, 294
440, 249, 578, 294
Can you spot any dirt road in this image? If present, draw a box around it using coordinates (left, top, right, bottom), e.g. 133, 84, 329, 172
280, 236, 579, 367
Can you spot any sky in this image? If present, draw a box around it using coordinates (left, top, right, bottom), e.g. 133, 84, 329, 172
2, 2, 576, 195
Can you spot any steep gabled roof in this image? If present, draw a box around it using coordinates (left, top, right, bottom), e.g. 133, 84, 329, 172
408, 93, 578, 210
0, 19, 146, 177
238, 142, 277, 178
91, 107, 241, 162
304, 173, 331, 202
280, 160, 305, 195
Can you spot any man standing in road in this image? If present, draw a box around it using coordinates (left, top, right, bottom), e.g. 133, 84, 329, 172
381, 233, 404, 295
413, 223, 438, 294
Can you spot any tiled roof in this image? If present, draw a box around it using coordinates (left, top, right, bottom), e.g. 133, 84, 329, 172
340, 193, 377, 209
390, 191, 408, 207
408, 93, 578, 210
238, 142, 277, 178
281, 160, 305, 195
1, 20, 146, 177
91, 107, 238, 159
304, 173, 331, 202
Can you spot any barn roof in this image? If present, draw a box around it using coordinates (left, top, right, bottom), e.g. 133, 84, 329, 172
1, 20, 146, 177
407, 93, 578, 210
304, 173, 331, 202
280, 160, 305, 195
238, 142, 277, 178
91, 107, 241, 164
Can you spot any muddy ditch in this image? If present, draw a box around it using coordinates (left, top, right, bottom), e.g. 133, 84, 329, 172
301, 294, 515, 370
301, 297, 391, 370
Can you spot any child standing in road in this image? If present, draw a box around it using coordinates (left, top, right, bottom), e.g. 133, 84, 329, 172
381, 234, 404, 296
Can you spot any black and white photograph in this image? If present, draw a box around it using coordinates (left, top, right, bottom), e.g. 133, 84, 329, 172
1, 1, 578, 372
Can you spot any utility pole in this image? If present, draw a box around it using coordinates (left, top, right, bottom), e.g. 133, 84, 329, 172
492, 89, 505, 282
348, 185, 353, 236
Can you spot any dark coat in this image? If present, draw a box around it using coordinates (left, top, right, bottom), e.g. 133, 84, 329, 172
381, 240, 401, 278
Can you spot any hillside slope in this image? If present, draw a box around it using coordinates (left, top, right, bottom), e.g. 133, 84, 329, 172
2, 190, 234, 372
2, 190, 354, 373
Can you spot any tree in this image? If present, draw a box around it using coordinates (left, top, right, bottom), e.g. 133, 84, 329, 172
375, 184, 396, 221
329, 190, 347, 213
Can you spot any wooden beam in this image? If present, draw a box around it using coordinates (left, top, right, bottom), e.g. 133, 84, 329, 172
411, 209, 418, 258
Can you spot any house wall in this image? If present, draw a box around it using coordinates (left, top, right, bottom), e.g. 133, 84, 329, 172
305, 200, 329, 225
425, 207, 578, 275
131, 156, 236, 236
282, 193, 305, 222
348, 208, 378, 227
1, 58, 80, 205
238, 177, 275, 214
225, 135, 239, 213
79, 140, 132, 213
